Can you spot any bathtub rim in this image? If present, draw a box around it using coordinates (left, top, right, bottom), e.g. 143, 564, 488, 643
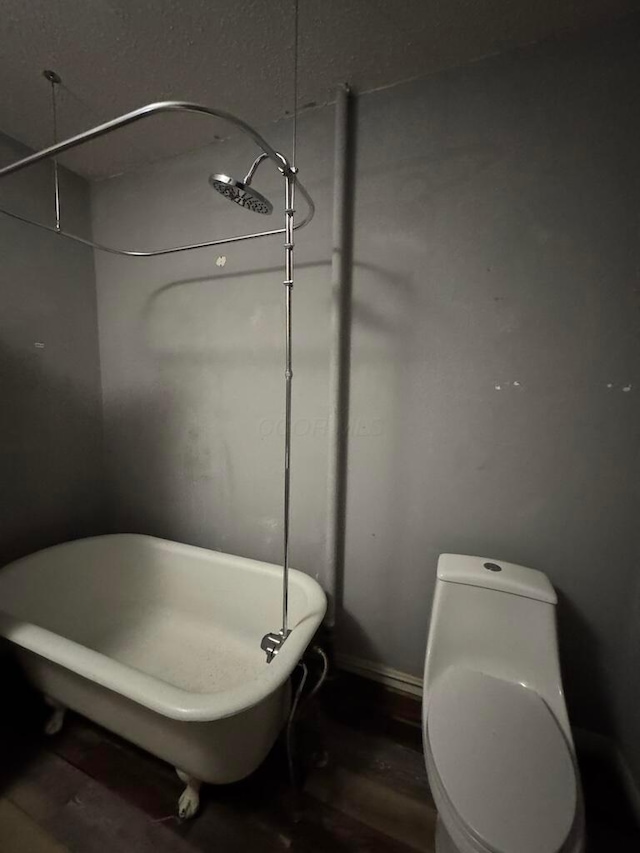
0, 533, 327, 722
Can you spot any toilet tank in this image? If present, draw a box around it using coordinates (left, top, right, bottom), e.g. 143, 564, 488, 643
423, 554, 572, 743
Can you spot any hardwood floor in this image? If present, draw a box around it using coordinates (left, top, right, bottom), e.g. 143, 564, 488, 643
0, 685, 429, 852
0, 667, 638, 852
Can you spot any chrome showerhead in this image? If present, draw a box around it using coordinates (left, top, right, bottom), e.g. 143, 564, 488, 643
209, 173, 273, 215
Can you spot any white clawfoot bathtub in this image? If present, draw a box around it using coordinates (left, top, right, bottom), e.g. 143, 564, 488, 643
0, 534, 326, 815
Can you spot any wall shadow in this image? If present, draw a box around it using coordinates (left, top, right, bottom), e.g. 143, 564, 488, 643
557, 591, 615, 737
138, 259, 411, 364
0, 341, 105, 567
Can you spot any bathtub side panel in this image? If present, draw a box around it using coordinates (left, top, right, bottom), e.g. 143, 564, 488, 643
19, 649, 289, 784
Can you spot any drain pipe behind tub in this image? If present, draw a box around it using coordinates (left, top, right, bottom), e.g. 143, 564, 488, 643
324, 84, 354, 631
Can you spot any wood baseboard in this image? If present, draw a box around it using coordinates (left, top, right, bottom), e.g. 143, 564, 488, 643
335, 653, 423, 698
320, 658, 422, 744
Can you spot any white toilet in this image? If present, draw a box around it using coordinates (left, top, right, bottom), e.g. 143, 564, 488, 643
423, 554, 585, 853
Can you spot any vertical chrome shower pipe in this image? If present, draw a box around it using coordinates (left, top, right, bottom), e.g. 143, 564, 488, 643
260, 165, 296, 663
282, 168, 296, 639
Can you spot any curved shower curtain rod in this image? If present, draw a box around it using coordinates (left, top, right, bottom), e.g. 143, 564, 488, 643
0, 100, 315, 255
0, 96, 316, 664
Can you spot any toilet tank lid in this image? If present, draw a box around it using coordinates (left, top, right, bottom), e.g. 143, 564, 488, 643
427, 668, 577, 853
437, 554, 557, 604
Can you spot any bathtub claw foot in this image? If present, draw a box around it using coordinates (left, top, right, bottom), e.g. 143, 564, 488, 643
44, 697, 66, 736
176, 769, 201, 820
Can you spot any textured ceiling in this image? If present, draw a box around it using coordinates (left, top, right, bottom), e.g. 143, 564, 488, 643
0, 0, 637, 179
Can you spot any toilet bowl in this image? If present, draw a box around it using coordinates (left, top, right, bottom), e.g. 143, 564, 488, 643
422, 555, 585, 853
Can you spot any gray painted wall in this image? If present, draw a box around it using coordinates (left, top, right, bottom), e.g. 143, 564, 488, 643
0, 132, 104, 565
345, 21, 640, 782
91, 21, 640, 779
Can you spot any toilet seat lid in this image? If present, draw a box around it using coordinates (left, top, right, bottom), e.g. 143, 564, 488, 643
427, 669, 577, 853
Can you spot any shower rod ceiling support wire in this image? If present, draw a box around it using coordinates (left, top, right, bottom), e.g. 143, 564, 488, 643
44, 70, 61, 231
